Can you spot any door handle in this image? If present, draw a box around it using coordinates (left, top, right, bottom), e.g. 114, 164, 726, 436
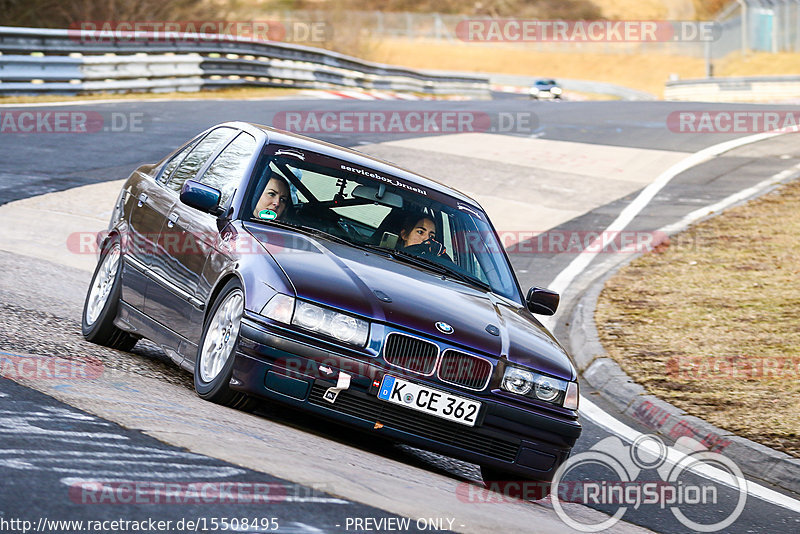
167, 212, 179, 228
137, 193, 148, 207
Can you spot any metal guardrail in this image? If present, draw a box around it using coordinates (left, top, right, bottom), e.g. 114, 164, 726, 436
665, 75, 800, 102
0, 26, 490, 96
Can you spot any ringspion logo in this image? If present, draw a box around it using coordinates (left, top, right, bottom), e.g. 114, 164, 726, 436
551, 435, 747, 532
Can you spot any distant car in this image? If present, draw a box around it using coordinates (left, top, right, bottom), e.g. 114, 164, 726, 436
530, 79, 562, 99
82, 122, 581, 488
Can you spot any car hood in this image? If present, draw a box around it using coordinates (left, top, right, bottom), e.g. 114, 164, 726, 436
245, 223, 575, 380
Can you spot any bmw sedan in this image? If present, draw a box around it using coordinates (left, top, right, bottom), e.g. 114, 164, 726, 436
82, 122, 581, 486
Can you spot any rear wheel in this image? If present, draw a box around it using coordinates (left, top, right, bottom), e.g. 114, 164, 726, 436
81, 238, 138, 351
194, 279, 257, 411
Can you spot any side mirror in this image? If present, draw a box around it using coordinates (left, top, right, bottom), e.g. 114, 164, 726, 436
526, 286, 559, 316
180, 180, 223, 215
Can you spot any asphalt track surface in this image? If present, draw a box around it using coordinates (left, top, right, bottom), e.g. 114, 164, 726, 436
1, 95, 800, 533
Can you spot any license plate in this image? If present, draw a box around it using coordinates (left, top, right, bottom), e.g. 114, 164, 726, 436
377, 375, 481, 427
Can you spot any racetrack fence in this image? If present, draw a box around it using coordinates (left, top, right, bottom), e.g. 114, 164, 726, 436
259, 2, 800, 59
0, 26, 489, 96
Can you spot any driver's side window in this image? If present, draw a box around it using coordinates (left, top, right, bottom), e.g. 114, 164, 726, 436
165, 127, 236, 194
158, 140, 197, 185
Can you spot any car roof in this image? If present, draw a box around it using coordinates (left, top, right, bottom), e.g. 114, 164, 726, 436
224, 121, 484, 210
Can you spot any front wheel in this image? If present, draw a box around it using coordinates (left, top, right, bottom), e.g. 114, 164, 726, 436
81, 238, 138, 351
194, 279, 257, 411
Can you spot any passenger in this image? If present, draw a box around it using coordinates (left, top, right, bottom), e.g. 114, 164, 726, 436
253, 176, 290, 220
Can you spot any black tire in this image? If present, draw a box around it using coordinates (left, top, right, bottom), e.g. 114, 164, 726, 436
194, 279, 258, 411
81, 237, 138, 351
480, 465, 551, 500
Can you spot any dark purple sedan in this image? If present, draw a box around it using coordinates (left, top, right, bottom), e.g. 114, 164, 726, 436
82, 122, 581, 486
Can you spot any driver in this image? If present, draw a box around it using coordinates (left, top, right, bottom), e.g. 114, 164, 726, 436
253, 175, 290, 220
399, 214, 451, 260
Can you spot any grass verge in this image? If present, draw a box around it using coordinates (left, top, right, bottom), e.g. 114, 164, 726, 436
595, 179, 800, 457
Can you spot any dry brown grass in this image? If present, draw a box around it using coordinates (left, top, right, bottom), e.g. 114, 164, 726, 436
370, 39, 705, 96
716, 51, 800, 77
595, 179, 800, 457
368, 39, 800, 97
590, 0, 670, 19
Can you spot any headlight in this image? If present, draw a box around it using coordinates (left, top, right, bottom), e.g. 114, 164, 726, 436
502, 367, 534, 395
551, 87, 563, 95
261, 296, 369, 347
501, 365, 577, 408
534, 374, 561, 402
294, 301, 325, 330
293, 301, 369, 346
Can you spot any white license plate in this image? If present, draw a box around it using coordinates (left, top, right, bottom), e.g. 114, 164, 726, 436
377, 375, 481, 427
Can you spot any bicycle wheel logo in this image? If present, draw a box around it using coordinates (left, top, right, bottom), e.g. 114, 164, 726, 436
551, 434, 748, 532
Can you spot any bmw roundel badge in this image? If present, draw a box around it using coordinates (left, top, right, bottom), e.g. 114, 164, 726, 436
435, 321, 454, 334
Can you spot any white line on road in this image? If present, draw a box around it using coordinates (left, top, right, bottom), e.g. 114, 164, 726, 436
581, 396, 800, 513
659, 162, 800, 236
543, 129, 800, 512
546, 130, 787, 298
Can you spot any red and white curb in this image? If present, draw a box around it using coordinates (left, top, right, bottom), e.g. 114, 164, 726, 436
300, 89, 472, 101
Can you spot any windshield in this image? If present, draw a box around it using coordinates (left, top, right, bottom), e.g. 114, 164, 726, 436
245, 146, 521, 301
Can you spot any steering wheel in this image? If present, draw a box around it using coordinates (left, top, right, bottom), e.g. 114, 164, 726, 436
336, 219, 361, 242
405, 238, 446, 259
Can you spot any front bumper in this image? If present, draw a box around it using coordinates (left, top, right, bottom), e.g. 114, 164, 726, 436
232, 317, 581, 481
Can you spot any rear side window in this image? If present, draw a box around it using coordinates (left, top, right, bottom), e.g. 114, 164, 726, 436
165, 127, 236, 193
199, 133, 257, 206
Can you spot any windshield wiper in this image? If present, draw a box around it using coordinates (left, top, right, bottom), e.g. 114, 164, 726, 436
294, 224, 354, 247
366, 246, 493, 292
252, 219, 356, 248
